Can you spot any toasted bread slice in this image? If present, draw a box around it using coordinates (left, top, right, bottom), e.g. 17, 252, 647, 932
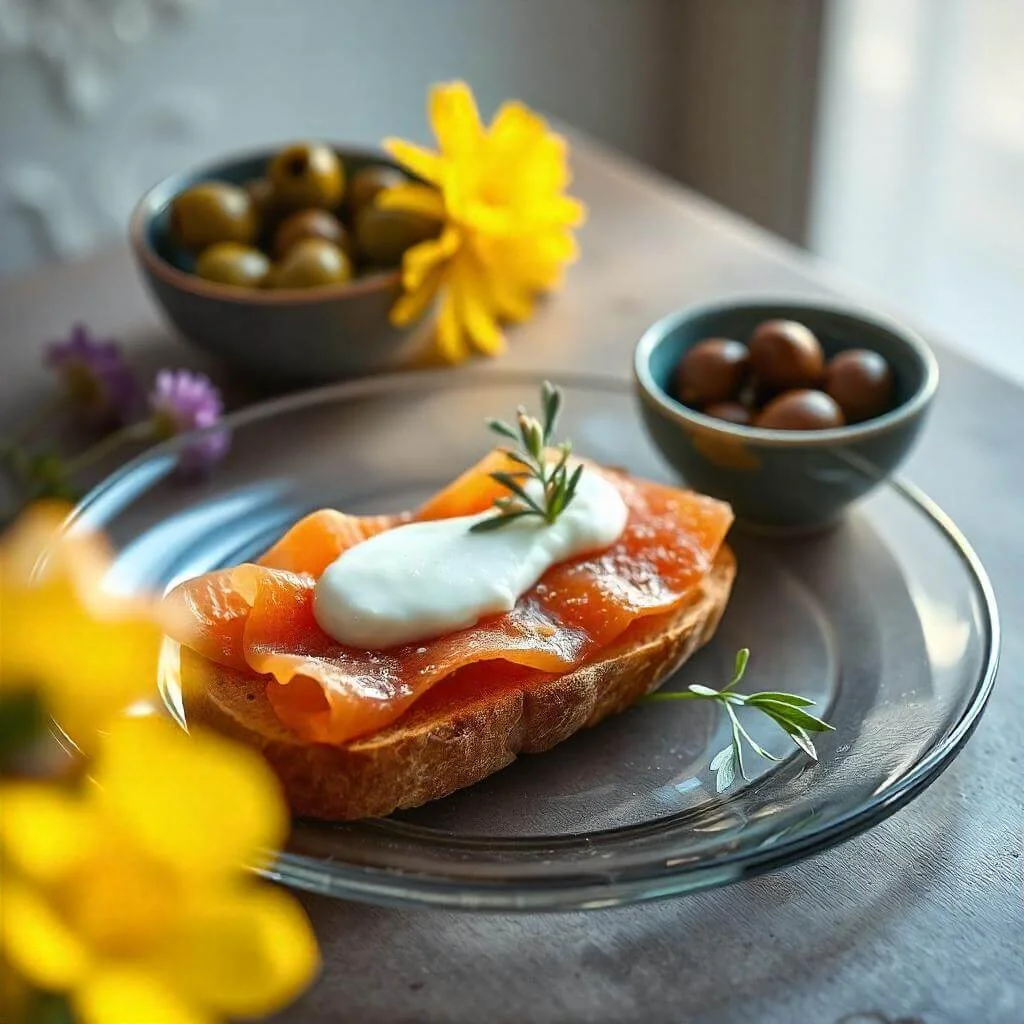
180, 545, 735, 821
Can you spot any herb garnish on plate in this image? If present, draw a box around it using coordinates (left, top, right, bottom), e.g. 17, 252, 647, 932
470, 381, 582, 533
646, 648, 835, 792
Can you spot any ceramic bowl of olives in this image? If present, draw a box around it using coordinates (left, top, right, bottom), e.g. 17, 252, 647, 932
129, 142, 439, 384
634, 299, 939, 530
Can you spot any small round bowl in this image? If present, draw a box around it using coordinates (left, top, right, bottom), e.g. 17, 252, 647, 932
129, 144, 434, 385
634, 298, 939, 531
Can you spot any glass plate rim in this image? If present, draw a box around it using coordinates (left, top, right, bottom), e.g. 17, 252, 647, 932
68, 368, 1001, 911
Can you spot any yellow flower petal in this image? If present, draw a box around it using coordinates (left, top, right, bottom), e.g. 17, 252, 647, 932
382, 82, 583, 359
0, 877, 89, 990
429, 80, 484, 159
67, 831, 181, 955
376, 183, 445, 219
168, 885, 319, 1018
435, 287, 468, 364
382, 138, 443, 185
390, 267, 442, 327
0, 784, 96, 882
0, 501, 77, 578
535, 229, 580, 265
461, 297, 506, 356
401, 227, 460, 292
76, 968, 207, 1024
460, 199, 515, 237
541, 194, 587, 228
94, 717, 286, 877
486, 273, 535, 323
457, 261, 506, 356
1, 504, 163, 748
489, 100, 550, 148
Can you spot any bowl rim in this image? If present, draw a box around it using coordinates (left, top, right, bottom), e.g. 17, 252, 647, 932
633, 297, 940, 448
128, 141, 403, 306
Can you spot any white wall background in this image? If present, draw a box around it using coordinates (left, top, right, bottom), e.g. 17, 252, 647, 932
0, 0, 673, 276
811, 0, 1024, 383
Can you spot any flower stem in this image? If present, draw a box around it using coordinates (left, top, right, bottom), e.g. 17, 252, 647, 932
62, 421, 155, 477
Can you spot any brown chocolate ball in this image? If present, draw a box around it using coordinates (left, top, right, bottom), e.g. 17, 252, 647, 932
273, 208, 350, 259
756, 389, 845, 431
674, 338, 750, 406
825, 348, 894, 423
749, 319, 824, 391
704, 401, 753, 426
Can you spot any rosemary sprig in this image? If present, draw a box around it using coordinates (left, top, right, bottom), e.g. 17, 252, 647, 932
470, 381, 583, 533
646, 649, 835, 793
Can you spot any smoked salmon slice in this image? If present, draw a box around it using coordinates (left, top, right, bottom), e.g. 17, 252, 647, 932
163, 454, 733, 744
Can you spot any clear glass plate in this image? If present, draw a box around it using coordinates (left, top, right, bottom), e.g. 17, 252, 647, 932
71, 370, 999, 910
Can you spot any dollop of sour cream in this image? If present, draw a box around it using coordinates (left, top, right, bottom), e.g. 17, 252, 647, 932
314, 465, 628, 649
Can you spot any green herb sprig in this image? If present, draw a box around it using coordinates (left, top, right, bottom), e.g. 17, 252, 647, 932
470, 381, 583, 533
646, 649, 835, 792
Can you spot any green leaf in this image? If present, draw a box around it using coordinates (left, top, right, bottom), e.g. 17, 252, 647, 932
688, 683, 720, 698
712, 745, 737, 792
710, 746, 734, 771
546, 483, 568, 522
489, 472, 545, 515
756, 701, 835, 733
502, 450, 536, 469
550, 443, 572, 482
773, 719, 819, 760
469, 510, 534, 533
746, 691, 817, 708
728, 712, 749, 781
541, 381, 562, 442
562, 463, 584, 509
486, 418, 519, 440
722, 647, 750, 690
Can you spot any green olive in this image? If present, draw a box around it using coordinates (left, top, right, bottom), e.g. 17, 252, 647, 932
344, 165, 408, 218
273, 208, 351, 259
268, 238, 353, 289
195, 242, 270, 288
354, 206, 441, 267
242, 177, 276, 225
268, 143, 344, 210
170, 182, 256, 249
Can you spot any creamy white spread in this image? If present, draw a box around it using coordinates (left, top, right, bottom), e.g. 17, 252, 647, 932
313, 465, 628, 649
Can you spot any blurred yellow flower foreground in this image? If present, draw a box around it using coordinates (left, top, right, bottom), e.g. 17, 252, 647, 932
0, 505, 318, 1024
0, 502, 160, 750
1, 718, 317, 1024
382, 80, 586, 363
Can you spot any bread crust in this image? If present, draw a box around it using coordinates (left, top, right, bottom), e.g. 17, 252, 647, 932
180, 545, 736, 821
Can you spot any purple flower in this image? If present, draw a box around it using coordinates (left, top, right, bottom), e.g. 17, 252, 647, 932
148, 369, 230, 476
46, 324, 143, 425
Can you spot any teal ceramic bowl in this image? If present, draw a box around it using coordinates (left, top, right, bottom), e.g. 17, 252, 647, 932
634, 299, 939, 530
129, 144, 433, 385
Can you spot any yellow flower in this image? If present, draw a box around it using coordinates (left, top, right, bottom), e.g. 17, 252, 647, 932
0, 715, 318, 1024
382, 80, 586, 363
0, 502, 162, 750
